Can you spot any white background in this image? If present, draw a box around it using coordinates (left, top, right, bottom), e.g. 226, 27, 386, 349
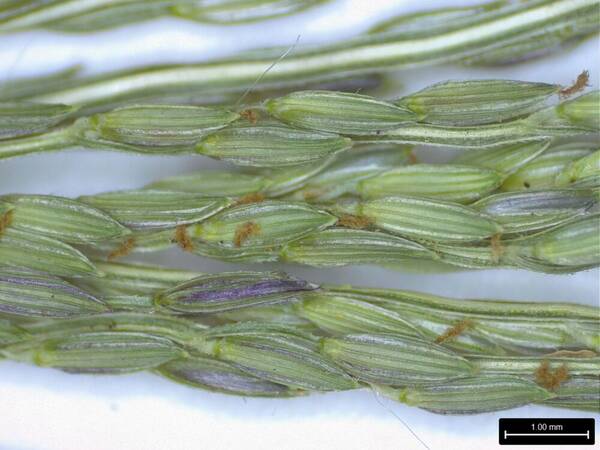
0, 1, 599, 449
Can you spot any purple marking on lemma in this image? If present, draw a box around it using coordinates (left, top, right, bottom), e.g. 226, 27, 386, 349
166, 365, 290, 394
0, 270, 103, 305
184, 278, 317, 304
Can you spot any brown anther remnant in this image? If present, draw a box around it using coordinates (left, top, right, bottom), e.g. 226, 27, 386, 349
407, 150, 418, 165
0, 210, 13, 236
559, 70, 589, 98
240, 109, 259, 124
490, 233, 505, 263
302, 189, 322, 202
174, 225, 194, 252
107, 237, 136, 261
546, 350, 597, 358
233, 221, 261, 247
535, 360, 570, 391
337, 214, 373, 229
435, 319, 474, 344
235, 192, 265, 205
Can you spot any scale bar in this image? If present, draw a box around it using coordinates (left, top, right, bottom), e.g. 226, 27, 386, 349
500, 418, 595, 445
505, 431, 590, 438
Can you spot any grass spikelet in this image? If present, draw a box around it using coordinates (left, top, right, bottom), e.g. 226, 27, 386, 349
435, 319, 474, 344
233, 221, 261, 247
534, 360, 570, 391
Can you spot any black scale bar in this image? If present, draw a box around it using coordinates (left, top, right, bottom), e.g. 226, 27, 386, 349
499, 418, 595, 445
